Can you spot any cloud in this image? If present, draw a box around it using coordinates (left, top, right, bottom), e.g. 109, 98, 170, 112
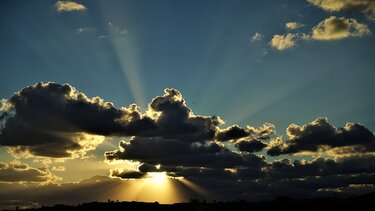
251, 32, 263, 42
0, 175, 199, 209
0, 99, 13, 112
269, 33, 297, 51
1, 83, 375, 204
55, 1, 86, 12
216, 125, 250, 141
268, 16, 370, 52
286, 22, 304, 30
0, 83, 225, 159
216, 123, 275, 142
267, 117, 375, 156
51, 166, 66, 172
269, 155, 375, 179
246, 123, 275, 140
109, 168, 147, 179
2, 154, 375, 208
105, 137, 264, 170
308, 0, 375, 21
235, 139, 268, 153
0, 82, 155, 158
75, 27, 92, 34
0, 161, 60, 183
142, 88, 223, 142
311, 16, 372, 40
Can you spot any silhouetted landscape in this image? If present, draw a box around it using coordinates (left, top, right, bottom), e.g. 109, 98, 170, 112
5, 192, 375, 211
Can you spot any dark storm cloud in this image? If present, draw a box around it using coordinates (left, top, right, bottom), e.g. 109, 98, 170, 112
1, 82, 375, 203
216, 125, 250, 141
267, 117, 375, 156
0, 161, 60, 183
145, 88, 222, 142
0, 83, 223, 158
3, 156, 374, 209
235, 138, 268, 153
268, 155, 375, 179
0, 82, 155, 158
105, 137, 266, 169
216, 123, 275, 142
109, 169, 147, 179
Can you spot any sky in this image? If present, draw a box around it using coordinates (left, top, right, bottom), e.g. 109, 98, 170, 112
0, 0, 375, 209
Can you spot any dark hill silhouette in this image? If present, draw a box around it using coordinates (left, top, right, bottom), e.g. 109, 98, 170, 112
4, 192, 375, 211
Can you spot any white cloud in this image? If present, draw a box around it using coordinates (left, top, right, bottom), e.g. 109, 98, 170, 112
269, 33, 297, 51
76, 27, 91, 34
55, 1, 86, 12
312, 16, 372, 40
308, 0, 375, 21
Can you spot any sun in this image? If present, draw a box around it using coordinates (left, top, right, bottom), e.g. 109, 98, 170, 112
148, 172, 168, 185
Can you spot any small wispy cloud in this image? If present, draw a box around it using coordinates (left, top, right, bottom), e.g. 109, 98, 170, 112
76, 27, 91, 34
52, 166, 66, 172
285, 22, 304, 30
251, 32, 263, 42
55, 1, 86, 12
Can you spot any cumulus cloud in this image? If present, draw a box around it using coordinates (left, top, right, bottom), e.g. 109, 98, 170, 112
105, 137, 264, 170
269, 155, 375, 179
268, 16, 371, 51
235, 139, 268, 153
267, 117, 375, 156
109, 168, 147, 179
142, 88, 223, 142
0, 83, 223, 159
251, 32, 263, 42
308, 0, 375, 21
2, 154, 375, 208
269, 33, 297, 51
0, 82, 135, 158
286, 22, 304, 30
0, 161, 60, 183
1, 83, 375, 204
216, 123, 274, 142
312, 16, 372, 40
55, 1, 86, 12
216, 125, 250, 141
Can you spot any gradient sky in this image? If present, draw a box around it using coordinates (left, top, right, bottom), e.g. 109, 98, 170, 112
0, 0, 375, 209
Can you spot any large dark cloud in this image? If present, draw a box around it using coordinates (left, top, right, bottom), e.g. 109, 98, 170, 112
105, 137, 267, 171
109, 169, 147, 179
1, 83, 375, 204
216, 125, 250, 141
235, 138, 268, 153
143, 88, 223, 142
268, 155, 375, 179
0, 83, 223, 158
0, 82, 154, 158
267, 117, 375, 156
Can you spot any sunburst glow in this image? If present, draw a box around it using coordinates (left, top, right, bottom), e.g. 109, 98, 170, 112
148, 172, 168, 185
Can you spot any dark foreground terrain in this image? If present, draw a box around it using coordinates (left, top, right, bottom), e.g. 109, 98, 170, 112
6, 192, 375, 211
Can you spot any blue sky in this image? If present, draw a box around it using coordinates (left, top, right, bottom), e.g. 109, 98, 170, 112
1, 0, 374, 133
0, 0, 375, 207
